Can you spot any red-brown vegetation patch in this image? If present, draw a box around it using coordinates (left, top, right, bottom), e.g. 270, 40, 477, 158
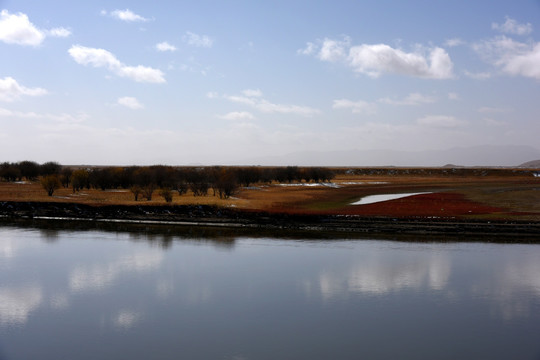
334, 192, 505, 218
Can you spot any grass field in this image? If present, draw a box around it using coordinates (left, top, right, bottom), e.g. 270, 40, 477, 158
1, 171, 539, 221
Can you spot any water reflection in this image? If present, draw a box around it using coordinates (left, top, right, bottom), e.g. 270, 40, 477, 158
113, 309, 142, 330
1, 222, 540, 359
0, 285, 42, 325
69, 251, 164, 293
349, 253, 449, 294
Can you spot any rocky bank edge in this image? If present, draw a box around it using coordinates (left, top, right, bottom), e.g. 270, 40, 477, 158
1, 201, 540, 237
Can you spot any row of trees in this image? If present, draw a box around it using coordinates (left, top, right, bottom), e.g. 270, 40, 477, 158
0, 161, 62, 182
1, 162, 335, 201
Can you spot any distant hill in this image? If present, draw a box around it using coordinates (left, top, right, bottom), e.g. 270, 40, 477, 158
237, 145, 540, 167
519, 160, 540, 168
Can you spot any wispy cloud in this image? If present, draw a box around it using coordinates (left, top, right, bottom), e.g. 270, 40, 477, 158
448, 92, 459, 100
47, 27, 71, 38
68, 45, 165, 83
445, 38, 465, 47
379, 93, 436, 106
417, 115, 465, 128
155, 41, 177, 52
218, 111, 255, 120
216, 90, 320, 116
102, 9, 150, 22
0, 107, 88, 123
0, 77, 47, 102
0, 10, 70, 46
300, 36, 454, 79
332, 99, 376, 114
117, 97, 144, 109
492, 17, 532, 36
464, 70, 492, 80
183, 31, 214, 48
477, 106, 511, 114
242, 89, 263, 97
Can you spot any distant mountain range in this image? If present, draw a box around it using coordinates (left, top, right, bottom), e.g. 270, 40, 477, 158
519, 159, 540, 168
237, 145, 540, 167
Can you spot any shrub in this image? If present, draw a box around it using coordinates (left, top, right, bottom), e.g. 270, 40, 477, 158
41, 175, 61, 196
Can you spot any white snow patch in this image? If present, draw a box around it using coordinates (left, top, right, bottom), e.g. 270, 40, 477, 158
352, 192, 431, 205
276, 182, 340, 188
340, 181, 389, 185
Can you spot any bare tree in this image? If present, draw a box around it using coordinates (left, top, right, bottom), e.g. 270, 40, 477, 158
71, 169, 89, 193
142, 184, 156, 201
159, 187, 173, 203
130, 185, 142, 201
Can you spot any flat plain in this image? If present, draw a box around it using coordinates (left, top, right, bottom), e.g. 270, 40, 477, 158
1, 168, 539, 221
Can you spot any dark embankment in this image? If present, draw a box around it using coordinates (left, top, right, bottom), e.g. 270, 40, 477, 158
2, 201, 540, 238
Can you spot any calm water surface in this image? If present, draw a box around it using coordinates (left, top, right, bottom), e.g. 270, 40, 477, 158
1, 224, 539, 359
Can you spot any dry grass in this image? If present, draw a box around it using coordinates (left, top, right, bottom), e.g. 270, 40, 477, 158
0, 182, 240, 207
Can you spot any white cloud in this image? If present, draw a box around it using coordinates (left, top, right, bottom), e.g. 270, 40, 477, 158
492, 17, 532, 36
0, 77, 47, 102
118, 96, 144, 109
218, 90, 320, 116
318, 37, 350, 62
348, 44, 453, 79
379, 92, 436, 106
0, 10, 71, 46
156, 41, 177, 52
297, 41, 317, 55
333, 99, 376, 114
117, 65, 165, 83
68, 45, 165, 83
0, 10, 45, 46
305, 36, 454, 79
473, 36, 540, 79
106, 9, 149, 22
219, 111, 255, 120
183, 31, 213, 48
500, 43, 540, 79
417, 115, 465, 128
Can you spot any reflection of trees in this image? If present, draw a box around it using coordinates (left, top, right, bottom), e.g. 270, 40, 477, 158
39, 228, 60, 242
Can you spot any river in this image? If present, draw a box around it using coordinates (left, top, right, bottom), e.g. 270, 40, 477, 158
1, 221, 539, 359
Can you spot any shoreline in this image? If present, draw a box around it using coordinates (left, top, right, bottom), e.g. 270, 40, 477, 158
2, 201, 540, 238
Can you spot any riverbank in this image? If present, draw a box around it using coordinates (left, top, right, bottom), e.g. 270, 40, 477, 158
2, 201, 540, 237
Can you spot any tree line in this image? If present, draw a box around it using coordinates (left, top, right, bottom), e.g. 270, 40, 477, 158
1, 161, 334, 201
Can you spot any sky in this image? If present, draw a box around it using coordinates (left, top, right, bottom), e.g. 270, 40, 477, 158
0, 0, 539, 165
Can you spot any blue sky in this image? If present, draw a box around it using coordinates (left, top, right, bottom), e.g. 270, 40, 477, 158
0, 0, 539, 165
